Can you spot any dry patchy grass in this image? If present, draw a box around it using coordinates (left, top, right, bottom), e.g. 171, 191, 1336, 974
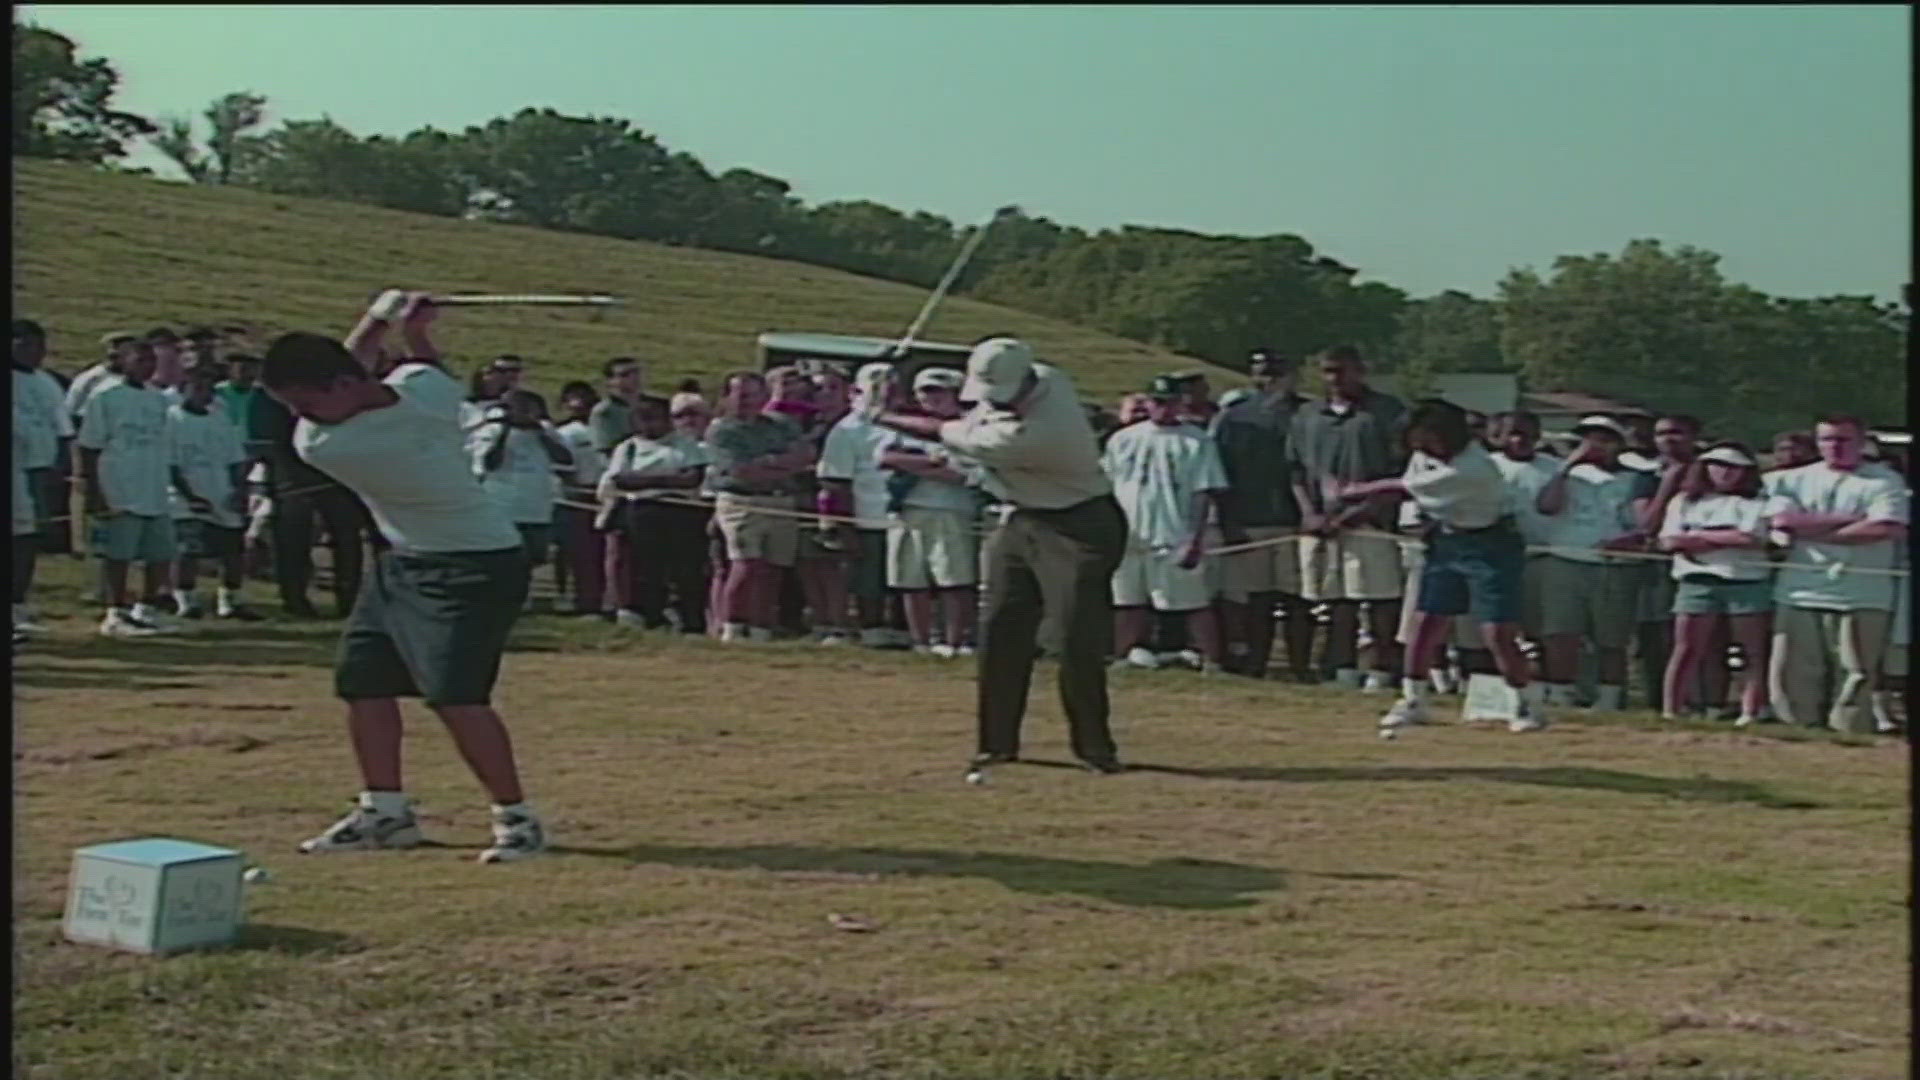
12, 160, 1219, 404
10, 560, 1910, 1080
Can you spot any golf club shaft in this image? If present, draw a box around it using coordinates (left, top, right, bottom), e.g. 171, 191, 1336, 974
894, 209, 1007, 351
429, 294, 621, 307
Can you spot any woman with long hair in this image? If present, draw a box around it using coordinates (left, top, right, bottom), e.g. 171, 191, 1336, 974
1656, 442, 1773, 724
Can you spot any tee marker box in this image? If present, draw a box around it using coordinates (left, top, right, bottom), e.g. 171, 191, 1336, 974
63, 838, 245, 955
1462, 674, 1521, 721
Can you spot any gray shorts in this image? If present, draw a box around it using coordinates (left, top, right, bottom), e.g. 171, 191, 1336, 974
1537, 557, 1641, 650
336, 547, 530, 707
97, 513, 178, 563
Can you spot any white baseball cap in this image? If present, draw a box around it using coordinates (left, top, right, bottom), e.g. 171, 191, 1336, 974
959, 337, 1035, 405
913, 366, 964, 392
852, 361, 894, 403
1698, 445, 1756, 468
1572, 414, 1630, 440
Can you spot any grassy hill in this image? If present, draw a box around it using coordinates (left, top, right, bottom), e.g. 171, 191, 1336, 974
13, 160, 1223, 403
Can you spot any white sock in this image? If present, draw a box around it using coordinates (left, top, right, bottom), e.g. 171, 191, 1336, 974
1595, 685, 1624, 711
362, 790, 411, 818
216, 586, 237, 612
1402, 677, 1429, 703
173, 588, 196, 609
491, 800, 534, 820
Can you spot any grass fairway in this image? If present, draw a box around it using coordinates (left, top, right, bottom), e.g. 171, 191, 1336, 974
11, 558, 1909, 1080
12, 160, 1214, 402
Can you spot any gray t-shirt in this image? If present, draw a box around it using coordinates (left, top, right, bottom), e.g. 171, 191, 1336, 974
1287, 389, 1407, 527
1210, 391, 1305, 529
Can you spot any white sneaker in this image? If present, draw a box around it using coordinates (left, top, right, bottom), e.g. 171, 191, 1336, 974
1508, 702, 1548, 733
955, 645, 976, 658
298, 798, 423, 853
1733, 714, 1759, 729
99, 609, 161, 638
912, 644, 935, 656
129, 603, 181, 632
1173, 648, 1205, 670
479, 806, 546, 864
719, 622, 749, 643
930, 643, 958, 659
614, 609, 647, 630
817, 632, 851, 647
1123, 647, 1161, 670
1430, 669, 1459, 696
1362, 670, 1395, 693
1379, 696, 1429, 730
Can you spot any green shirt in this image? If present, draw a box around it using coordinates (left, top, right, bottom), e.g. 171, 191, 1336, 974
214, 382, 257, 433
1210, 391, 1306, 529
704, 413, 802, 495
1286, 388, 1407, 526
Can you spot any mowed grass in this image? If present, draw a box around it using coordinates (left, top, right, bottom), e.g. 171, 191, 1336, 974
11, 160, 1219, 402
12, 557, 1910, 1080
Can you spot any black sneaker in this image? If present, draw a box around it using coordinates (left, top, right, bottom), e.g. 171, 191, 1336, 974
969, 752, 1019, 770
1078, 757, 1126, 775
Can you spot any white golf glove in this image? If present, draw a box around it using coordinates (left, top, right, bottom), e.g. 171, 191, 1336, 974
366, 289, 409, 322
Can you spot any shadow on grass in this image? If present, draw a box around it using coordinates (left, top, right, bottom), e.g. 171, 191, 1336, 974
1110, 761, 1823, 809
231, 923, 357, 956
554, 842, 1286, 909
20, 633, 335, 673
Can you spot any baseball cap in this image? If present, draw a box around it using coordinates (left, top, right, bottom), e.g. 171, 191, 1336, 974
913, 366, 963, 392
1146, 374, 1184, 400
668, 392, 707, 416
1698, 445, 1756, 468
959, 337, 1035, 405
101, 330, 138, 349
1572, 414, 1629, 440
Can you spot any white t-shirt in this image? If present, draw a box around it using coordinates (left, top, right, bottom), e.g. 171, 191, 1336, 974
1401, 442, 1507, 531
880, 431, 979, 514
387, 363, 466, 426
1765, 462, 1908, 612
1492, 451, 1560, 548
77, 382, 173, 518
1102, 421, 1228, 550
599, 432, 709, 503
818, 413, 895, 528
555, 419, 605, 490
167, 404, 248, 527
1541, 464, 1647, 564
13, 368, 73, 470
65, 362, 122, 421
294, 378, 522, 554
473, 425, 561, 526
1658, 493, 1769, 582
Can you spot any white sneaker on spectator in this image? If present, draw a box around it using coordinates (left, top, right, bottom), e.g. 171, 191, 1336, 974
12, 605, 45, 633
1508, 700, 1548, 733
1123, 647, 1161, 670
955, 645, 976, 658
930, 643, 959, 659
1379, 696, 1429, 729
817, 632, 851, 647
719, 622, 750, 643
614, 609, 647, 630
912, 643, 935, 656
1733, 714, 1760, 729
1429, 669, 1458, 696
478, 805, 546, 864
99, 609, 161, 638
1362, 670, 1395, 693
130, 602, 182, 632
298, 796, 423, 853
1175, 649, 1205, 670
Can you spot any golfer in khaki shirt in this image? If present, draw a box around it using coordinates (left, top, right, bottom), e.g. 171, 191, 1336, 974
872, 337, 1128, 776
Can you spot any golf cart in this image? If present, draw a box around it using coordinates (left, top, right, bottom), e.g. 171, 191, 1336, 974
755, 332, 971, 386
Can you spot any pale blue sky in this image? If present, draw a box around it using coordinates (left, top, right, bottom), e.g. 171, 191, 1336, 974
23, 4, 1911, 301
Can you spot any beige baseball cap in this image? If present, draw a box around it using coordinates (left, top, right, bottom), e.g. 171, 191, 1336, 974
1698, 445, 1756, 468
1572, 414, 1630, 440
913, 366, 964, 392
959, 337, 1035, 405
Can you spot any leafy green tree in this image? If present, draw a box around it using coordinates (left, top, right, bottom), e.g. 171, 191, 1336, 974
151, 91, 268, 184
12, 21, 154, 163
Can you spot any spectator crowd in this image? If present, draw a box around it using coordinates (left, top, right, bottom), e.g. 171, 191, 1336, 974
11, 320, 1909, 736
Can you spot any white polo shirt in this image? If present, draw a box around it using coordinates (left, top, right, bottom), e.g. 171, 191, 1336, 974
818, 413, 894, 529
1401, 442, 1507, 531
168, 403, 248, 527
1658, 493, 1769, 582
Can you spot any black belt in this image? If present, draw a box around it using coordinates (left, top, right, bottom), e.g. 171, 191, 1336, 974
1433, 515, 1518, 538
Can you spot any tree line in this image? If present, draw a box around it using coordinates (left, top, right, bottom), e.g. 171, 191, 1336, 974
13, 20, 1909, 444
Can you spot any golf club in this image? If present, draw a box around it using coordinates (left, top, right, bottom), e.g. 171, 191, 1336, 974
890, 205, 1020, 356
427, 293, 623, 308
